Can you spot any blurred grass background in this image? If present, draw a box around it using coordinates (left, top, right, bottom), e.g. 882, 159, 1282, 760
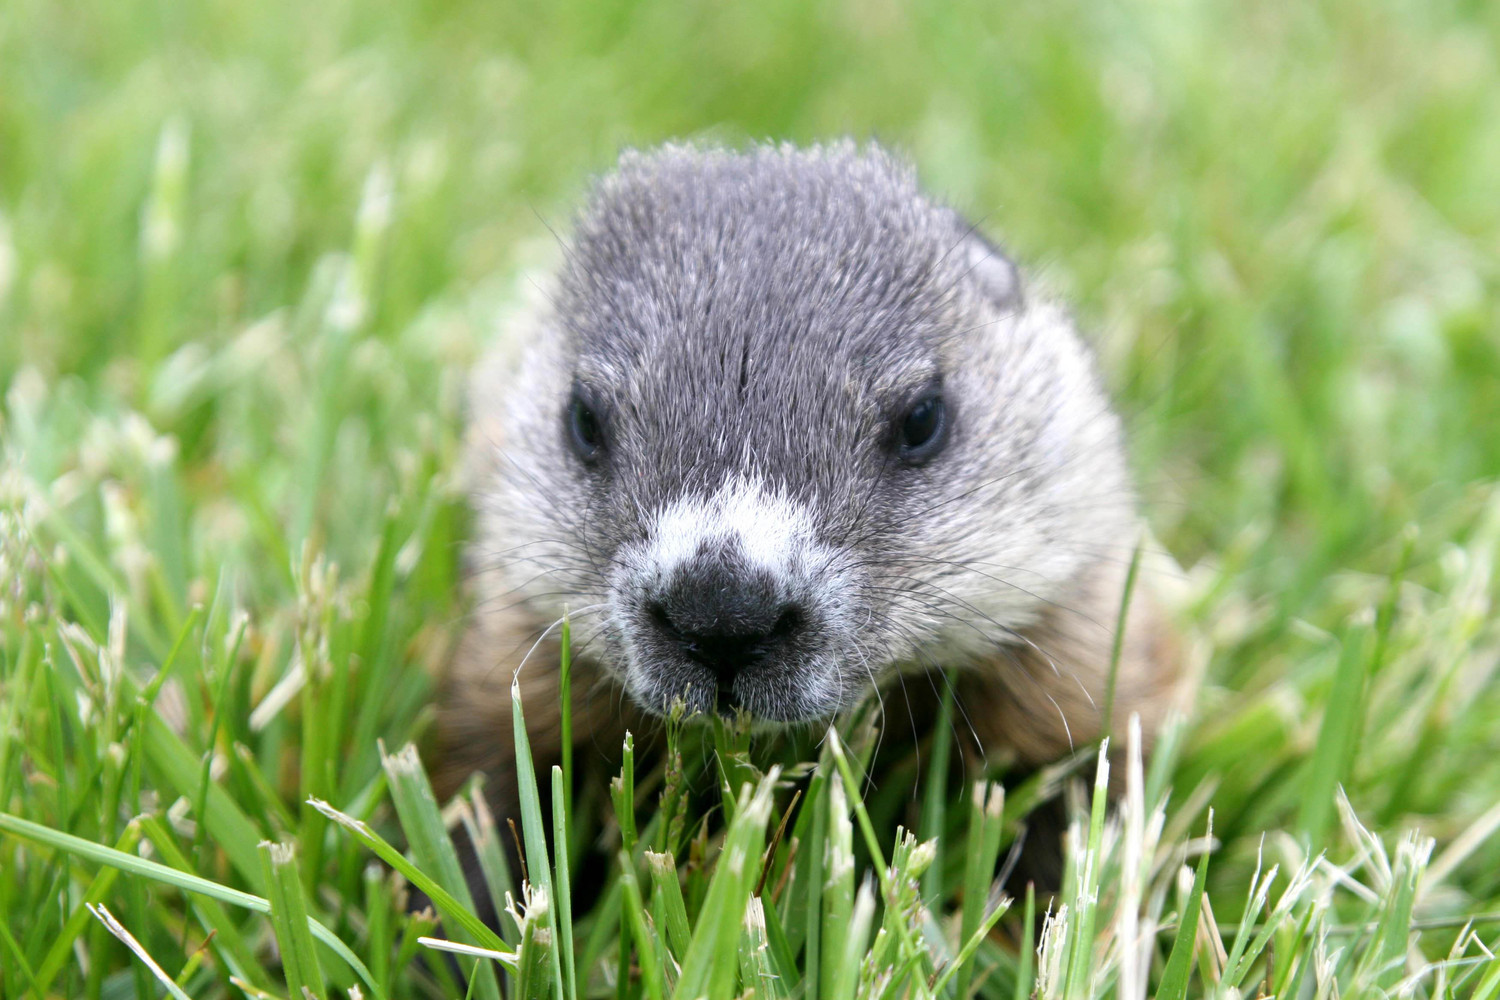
7, 0, 1498, 563
3, 0, 1500, 994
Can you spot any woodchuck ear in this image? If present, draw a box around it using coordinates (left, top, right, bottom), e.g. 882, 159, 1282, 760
957, 223, 1024, 311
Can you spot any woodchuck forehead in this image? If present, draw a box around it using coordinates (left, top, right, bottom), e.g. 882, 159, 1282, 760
540, 143, 992, 512
553, 142, 975, 373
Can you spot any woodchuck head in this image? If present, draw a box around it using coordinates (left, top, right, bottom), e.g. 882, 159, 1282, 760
465, 141, 1140, 726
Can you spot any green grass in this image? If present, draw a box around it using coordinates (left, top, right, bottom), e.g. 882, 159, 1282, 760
3, 0, 1500, 996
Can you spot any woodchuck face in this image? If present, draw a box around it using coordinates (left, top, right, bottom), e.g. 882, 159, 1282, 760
467, 142, 1138, 724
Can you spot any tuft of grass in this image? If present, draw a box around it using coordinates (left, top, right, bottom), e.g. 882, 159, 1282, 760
3, 0, 1500, 996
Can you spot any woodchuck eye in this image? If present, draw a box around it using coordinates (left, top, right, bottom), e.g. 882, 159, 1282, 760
897, 393, 948, 463
566, 385, 604, 461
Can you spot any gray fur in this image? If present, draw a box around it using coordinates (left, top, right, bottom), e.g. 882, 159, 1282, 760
466, 140, 1137, 724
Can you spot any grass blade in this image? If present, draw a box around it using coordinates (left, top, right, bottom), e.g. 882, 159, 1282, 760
646, 850, 692, 960
513, 885, 556, 1000
827, 877, 875, 1000
1158, 813, 1213, 1000
1298, 617, 1372, 845
673, 770, 778, 1000
143, 712, 267, 893
920, 684, 955, 908
825, 728, 932, 1000
1014, 882, 1036, 1000
87, 904, 195, 1000
32, 820, 143, 996
620, 852, 667, 1000
260, 840, 327, 1000
955, 781, 1004, 1000
820, 770, 855, 1000
553, 765, 578, 1000
740, 897, 784, 1000
462, 786, 518, 938
511, 676, 568, 1000
0, 809, 386, 999
1062, 741, 1110, 998
307, 797, 510, 959
137, 815, 267, 989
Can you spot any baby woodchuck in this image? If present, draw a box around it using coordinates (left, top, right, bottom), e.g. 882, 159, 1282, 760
433, 140, 1182, 906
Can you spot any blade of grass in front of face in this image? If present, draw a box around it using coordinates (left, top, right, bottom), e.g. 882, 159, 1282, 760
1116, 713, 1150, 1000
740, 897, 785, 1000
655, 705, 688, 857
618, 852, 666, 1000
1061, 740, 1109, 999
673, 770, 778, 1000
1156, 812, 1212, 1000
784, 767, 828, 959
260, 840, 327, 1000
820, 770, 854, 1000
827, 877, 875, 1000
559, 615, 573, 847
920, 683, 955, 909
956, 781, 1004, 1000
712, 711, 757, 824
511, 678, 568, 1000
552, 766, 577, 1000
614, 732, 638, 858
514, 884, 556, 1000
645, 851, 691, 960
825, 728, 932, 998
1014, 882, 1036, 1000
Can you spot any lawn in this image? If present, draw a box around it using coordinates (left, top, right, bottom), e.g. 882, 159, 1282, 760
2, 0, 1500, 997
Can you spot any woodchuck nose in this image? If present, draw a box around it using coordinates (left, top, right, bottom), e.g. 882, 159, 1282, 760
432, 141, 1186, 915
